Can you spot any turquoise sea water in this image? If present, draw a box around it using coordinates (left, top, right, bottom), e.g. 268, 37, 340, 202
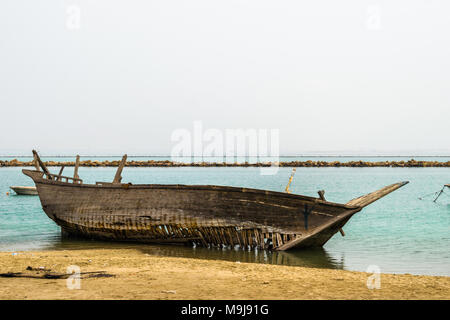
1, 163, 449, 276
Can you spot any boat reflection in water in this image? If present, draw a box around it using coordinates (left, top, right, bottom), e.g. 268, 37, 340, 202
140, 244, 345, 270
47, 239, 344, 270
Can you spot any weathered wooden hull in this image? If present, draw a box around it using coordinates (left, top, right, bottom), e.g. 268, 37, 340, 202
23, 169, 408, 250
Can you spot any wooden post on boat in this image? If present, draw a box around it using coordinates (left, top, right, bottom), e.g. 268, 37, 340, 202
318, 190, 326, 201
33, 153, 40, 171
284, 168, 296, 193
318, 189, 345, 236
113, 155, 127, 184
74, 155, 80, 180
57, 166, 65, 181
32, 150, 51, 179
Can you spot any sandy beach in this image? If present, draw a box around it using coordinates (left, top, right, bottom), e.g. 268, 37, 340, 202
0, 248, 448, 300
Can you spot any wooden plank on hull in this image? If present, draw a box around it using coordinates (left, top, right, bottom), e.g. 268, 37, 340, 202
113, 155, 127, 184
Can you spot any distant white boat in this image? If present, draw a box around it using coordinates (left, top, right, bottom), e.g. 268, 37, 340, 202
10, 186, 38, 195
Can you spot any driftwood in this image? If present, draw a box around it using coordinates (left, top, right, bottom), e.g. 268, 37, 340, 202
0, 270, 114, 279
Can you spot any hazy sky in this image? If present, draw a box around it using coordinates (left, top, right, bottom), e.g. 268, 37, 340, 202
1, 0, 449, 155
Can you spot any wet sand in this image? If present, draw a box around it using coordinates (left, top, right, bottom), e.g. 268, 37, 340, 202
0, 249, 449, 300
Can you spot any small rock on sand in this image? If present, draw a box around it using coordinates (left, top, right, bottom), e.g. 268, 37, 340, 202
161, 290, 177, 294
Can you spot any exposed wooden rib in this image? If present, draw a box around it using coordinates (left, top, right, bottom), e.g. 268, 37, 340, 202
57, 166, 65, 181
113, 155, 127, 184
74, 155, 80, 179
276, 233, 283, 248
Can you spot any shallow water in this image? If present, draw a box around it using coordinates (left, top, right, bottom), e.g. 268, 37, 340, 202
1, 165, 449, 276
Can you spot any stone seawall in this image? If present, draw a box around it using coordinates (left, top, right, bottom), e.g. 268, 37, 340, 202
1, 159, 450, 167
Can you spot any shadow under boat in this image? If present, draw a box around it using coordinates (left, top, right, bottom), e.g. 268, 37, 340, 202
45, 238, 344, 270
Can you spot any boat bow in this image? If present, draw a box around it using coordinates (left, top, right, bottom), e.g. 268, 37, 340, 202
274, 181, 409, 250
345, 181, 409, 208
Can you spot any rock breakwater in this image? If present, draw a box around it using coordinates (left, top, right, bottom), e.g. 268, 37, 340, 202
1, 159, 450, 168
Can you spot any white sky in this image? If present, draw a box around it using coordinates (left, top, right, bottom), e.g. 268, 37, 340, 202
0, 0, 449, 155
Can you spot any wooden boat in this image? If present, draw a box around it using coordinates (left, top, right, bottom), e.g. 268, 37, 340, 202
10, 186, 38, 195
24, 150, 408, 251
